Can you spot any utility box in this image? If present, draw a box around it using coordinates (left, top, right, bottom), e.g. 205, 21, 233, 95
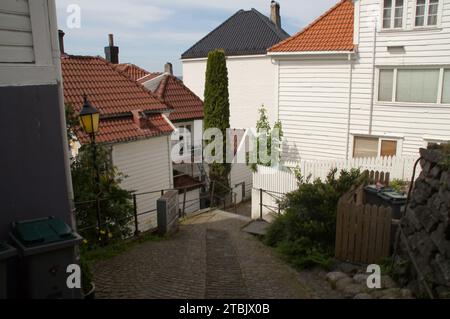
0, 242, 16, 299
157, 190, 179, 236
10, 217, 82, 299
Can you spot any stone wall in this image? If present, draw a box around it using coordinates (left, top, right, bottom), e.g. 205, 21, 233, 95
394, 146, 450, 298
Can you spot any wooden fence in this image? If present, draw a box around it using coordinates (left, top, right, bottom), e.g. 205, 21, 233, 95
335, 191, 393, 264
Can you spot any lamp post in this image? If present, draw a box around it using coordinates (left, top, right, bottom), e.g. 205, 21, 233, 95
79, 95, 101, 233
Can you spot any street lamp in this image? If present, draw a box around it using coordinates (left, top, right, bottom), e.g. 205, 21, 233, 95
79, 95, 102, 234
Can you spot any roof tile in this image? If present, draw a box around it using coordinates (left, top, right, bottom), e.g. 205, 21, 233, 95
269, 0, 354, 53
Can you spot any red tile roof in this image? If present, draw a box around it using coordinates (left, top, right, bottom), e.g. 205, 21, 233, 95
115, 63, 204, 123
61, 56, 174, 144
269, 0, 354, 53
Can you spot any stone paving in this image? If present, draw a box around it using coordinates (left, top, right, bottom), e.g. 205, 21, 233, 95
92, 210, 312, 299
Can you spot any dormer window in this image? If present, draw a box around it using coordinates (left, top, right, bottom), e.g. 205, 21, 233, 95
415, 0, 439, 27
383, 0, 404, 29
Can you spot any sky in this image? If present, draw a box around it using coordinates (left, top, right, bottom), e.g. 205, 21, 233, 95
56, 0, 339, 76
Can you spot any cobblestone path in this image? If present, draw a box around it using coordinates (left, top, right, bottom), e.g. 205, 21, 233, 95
92, 210, 312, 299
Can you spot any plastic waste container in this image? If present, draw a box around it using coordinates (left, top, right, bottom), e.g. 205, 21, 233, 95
9, 217, 82, 299
0, 242, 16, 299
364, 185, 407, 219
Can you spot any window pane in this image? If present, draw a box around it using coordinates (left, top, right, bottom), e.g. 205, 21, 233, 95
443, 70, 450, 103
354, 137, 378, 158
383, 0, 392, 29
378, 69, 394, 102
384, 0, 392, 7
415, 16, 425, 26
394, 0, 403, 27
396, 69, 439, 103
381, 140, 397, 157
415, 1, 425, 26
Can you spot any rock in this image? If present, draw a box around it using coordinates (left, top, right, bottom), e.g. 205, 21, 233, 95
420, 148, 443, 164
381, 275, 398, 289
354, 293, 373, 299
353, 273, 369, 284
435, 286, 450, 299
335, 277, 354, 292
368, 289, 385, 299
342, 284, 366, 297
400, 289, 414, 299
336, 262, 360, 275
380, 288, 402, 299
326, 271, 348, 289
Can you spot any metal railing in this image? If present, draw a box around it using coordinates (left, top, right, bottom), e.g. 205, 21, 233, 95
254, 188, 286, 220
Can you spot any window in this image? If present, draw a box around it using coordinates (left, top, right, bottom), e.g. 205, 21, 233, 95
396, 69, 440, 103
443, 70, 450, 103
378, 67, 450, 104
380, 140, 397, 157
415, 0, 439, 27
354, 137, 379, 158
383, 0, 404, 29
353, 137, 398, 158
378, 69, 394, 101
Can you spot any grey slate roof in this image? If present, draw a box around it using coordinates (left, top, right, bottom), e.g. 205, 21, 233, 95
181, 9, 290, 59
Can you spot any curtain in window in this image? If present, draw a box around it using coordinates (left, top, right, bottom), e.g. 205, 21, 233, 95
354, 137, 378, 158
396, 69, 439, 103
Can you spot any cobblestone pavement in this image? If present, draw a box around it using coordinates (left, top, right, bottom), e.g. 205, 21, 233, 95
93, 210, 312, 299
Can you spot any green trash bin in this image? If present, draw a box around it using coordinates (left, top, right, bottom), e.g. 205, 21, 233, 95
9, 217, 83, 299
0, 242, 16, 299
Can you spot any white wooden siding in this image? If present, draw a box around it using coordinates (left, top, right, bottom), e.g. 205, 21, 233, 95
351, 0, 450, 157
230, 163, 252, 200
112, 136, 172, 232
0, 0, 34, 63
278, 58, 352, 161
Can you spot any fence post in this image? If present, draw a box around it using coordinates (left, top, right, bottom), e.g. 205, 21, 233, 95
259, 188, 263, 220
133, 194, 139, 236
234, 193, 237, 215
161, 189, 165, 197
210, 181, 215, 208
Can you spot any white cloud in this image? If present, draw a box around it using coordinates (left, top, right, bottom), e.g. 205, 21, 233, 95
56, 0, 173, 29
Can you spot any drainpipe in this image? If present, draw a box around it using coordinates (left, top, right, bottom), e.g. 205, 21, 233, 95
345, 53, 354, 162
368, 18, 378, 135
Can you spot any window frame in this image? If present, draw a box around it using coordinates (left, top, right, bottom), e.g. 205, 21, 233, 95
352, 135, 401, 159
381, 0, 406, 30
376, 66, 450, 106
413, 0, 442, 29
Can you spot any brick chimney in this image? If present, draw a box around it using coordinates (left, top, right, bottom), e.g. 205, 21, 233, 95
270, 1, 281, 29
164, 62, 173, 75
58, 30, 65, 55
105, 34, 119, 64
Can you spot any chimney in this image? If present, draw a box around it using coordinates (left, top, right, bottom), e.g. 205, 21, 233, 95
58, 29, 65, 55
270, 1, 281, 29
164, 62, 173, 75
104, 34, 119, 64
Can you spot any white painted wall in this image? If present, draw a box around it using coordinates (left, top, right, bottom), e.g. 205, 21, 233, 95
182, 55, 278, 129
351, 0, 450, 157
112, 136, 173, 232
274, 0, 450, 163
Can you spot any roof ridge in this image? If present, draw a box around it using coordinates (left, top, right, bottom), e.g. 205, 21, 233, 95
181, 9, 244, 58
250, 8, 289, 39
269, 0, 351, 52
169, 74, 205, 106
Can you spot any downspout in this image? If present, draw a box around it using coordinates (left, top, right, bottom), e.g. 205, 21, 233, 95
368, 18, 378, 135
345, 53, 354, 162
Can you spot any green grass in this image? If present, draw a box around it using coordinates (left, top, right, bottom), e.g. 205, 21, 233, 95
81, 232, 165, 263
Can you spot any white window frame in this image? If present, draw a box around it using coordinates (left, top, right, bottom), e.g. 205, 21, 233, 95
413, 0, 443, 29
352, 135, 402, 159
381, 0, 406, 30
376, 66, 450, 106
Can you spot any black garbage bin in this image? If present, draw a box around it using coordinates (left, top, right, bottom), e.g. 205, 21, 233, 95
9, 217, 83, 299
0, 242, 16, 299
364, 185, 407, 218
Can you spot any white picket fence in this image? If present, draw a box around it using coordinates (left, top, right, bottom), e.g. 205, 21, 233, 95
251, 156, 419, 219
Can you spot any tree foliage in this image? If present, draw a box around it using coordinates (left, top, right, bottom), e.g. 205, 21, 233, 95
265, 168, 362, 269
66, 105, 134, 245
203, 50, 231, 196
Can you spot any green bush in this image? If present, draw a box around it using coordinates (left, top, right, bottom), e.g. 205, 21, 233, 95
265, 168, 362, 270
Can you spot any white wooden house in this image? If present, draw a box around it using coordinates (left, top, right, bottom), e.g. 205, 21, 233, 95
181, 2, 290, 201
269, 0, 450, 163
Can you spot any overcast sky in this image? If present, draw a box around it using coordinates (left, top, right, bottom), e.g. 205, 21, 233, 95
56, 0, 338, 76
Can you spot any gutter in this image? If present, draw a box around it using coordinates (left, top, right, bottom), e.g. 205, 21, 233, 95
267, 50, 356, 57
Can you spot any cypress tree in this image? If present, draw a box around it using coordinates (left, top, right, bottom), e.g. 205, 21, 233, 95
203, 50, 231, 197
